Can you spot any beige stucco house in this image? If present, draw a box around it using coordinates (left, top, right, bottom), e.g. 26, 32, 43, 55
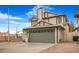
23, 8, 68, 43
23, 7, 79, 43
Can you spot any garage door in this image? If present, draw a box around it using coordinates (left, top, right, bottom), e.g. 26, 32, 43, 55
29, 29, 55, 43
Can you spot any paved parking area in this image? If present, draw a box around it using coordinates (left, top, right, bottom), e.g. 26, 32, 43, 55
41, 42, 79, 53
0, 42, 53, 53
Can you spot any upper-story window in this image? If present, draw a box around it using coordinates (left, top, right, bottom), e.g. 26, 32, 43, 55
57, 16, 62, 24
44, 12, 48, 17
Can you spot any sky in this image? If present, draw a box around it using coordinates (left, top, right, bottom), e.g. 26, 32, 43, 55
0, 5, 79, 34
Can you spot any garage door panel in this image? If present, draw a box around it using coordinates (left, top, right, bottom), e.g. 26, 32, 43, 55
29, 32, 55, 43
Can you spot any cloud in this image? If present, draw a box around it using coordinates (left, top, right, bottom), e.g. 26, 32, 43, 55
26, 5, 54, 18
10, 20, 31, 27
0, 12, 30, 27
0, 12, 24, 20
0, 12, 31, 34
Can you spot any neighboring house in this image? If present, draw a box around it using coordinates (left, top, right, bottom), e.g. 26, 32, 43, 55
23, 8, 68, 43
72, 10, 79, 41
64, 10, 79, 42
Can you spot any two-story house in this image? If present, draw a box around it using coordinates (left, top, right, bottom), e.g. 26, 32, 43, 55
23, 8, 67, 43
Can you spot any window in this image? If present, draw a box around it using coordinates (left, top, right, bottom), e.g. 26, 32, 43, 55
38, 30, 40, 33
45, 13, 48, 17
47, 29, 50, 32
51, 29, 53, 32
44, 29, 47, 32
41, 30, 43, 32
57, 17, 62, 24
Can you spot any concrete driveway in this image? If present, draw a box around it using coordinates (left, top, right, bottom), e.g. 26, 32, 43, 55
41, 42, 79, 53
0, 42, 53, 53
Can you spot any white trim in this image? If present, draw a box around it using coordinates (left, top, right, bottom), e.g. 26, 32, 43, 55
55, 28, 57, 44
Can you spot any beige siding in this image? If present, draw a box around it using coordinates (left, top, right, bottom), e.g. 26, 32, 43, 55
40, 21, 43, 26
48, 13, 57, 17
73, 30, 79, 36
49, 18, 56, 25
67, 32, 73, 41
33, 21, 51, 27
23, 30, 29, 42
63, 24, 73, 42
58, 28, 64, 42
31, 21, 37, 27
44, 19, 49, 22
44, 23, 50, 26
31, 18, 38, 27
44, 12, 48, 17
34, 23, 39, 27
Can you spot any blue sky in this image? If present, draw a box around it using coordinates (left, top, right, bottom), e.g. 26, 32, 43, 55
0, 5, 78, 34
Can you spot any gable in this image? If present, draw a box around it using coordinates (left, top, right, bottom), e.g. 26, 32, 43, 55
33, 21, 53, 27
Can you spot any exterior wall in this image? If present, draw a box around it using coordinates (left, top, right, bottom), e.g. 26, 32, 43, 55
33, 21, 51, 27
31, 21, 37, 27
49, 17, 56, 25
73, 30, 79, 36
67, 32, 73, 41
44, 19, 49, 22
63, 24, 73, 42
44, 23, 50, 26
23, 30, 29, 42
54, 28, 64, 43
47, 13, 57, 17
34, 23, 40, 27
56, 16, 66, 27
58, 28, 64, 42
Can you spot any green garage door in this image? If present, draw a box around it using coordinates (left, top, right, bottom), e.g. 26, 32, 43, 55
29, 29, 55, 43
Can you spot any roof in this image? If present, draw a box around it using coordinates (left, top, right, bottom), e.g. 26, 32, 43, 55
23, 25, 65, 30
73, 27, 79, 31
30, 16, 38, 21
44, 12, 58, 16
74, 14, 79, 18
42, 14, 66, 19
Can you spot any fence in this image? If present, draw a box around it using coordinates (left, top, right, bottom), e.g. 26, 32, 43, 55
0, 35, 24, 42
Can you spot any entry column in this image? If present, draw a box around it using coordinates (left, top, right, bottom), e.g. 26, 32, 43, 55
55, 28, 58, 44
